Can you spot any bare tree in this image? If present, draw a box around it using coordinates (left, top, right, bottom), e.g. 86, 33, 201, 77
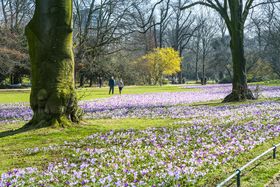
157, 3, 172, 48
199, 15, 217, 85
166, 0, 199, 83
204, 15, 232, 82
127, 0, 170, 51
262, 3, 280, 77
0, 0, 33, 30
188, 13, 217, 84
73, 0, 134, 86
181, 0, 280, 102
0, 0, 33, 84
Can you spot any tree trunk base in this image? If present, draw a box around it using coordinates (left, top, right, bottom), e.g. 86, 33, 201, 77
25, 116, 68, 128
25, 107, 83, 128
223, 88, 256, 103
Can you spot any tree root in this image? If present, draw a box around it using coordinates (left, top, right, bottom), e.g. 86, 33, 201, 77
25, 108, 83, 128
223, 88, 256, 103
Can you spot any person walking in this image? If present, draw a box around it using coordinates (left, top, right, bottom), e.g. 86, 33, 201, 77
109, 76, 115, 94
98, 77, 102, 88
118, 79, 124, 94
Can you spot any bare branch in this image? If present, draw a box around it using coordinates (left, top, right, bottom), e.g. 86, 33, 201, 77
250, 0, 280, 9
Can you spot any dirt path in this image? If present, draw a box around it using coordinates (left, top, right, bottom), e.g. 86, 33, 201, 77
0, 89, 30, 92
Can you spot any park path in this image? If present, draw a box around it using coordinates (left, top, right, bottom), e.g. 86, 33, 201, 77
0, 89, 30, 92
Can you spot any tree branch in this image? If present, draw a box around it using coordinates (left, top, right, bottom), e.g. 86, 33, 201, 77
250, 0, 280, 9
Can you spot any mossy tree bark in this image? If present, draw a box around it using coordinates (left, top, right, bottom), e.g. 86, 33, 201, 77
25, 0, 82, 127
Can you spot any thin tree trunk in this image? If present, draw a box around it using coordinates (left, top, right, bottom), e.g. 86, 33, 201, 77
25, 0, 81, 127
8, 1, 13, 29
159, 22, 163, 48
1, 0, 8, 26
10, 74, 13, 85
178, 49, 183, 84
153, 20, 158, 48
80, 73, 85, 87
13, 73, 21, 84
225, 66, 232, 81
195, 35, 200, 82
202, 53, 205, 85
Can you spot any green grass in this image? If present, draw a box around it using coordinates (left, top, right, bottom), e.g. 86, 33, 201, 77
1, 84, 280, 185
188, 97, 280, 108
251, 79, 280, 86
0, 90, 30, 103
0, 119, 176, 174
200, 136, 280, 186
0, 85, 193, 104
1, 81, 279, 104
2, 117, 280, 186
77, 85, 195, 100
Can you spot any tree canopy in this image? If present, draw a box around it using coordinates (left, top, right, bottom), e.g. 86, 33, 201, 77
138, 47, 181, 85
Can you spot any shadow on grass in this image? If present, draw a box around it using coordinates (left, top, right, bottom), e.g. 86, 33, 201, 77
0, 124, 43, 138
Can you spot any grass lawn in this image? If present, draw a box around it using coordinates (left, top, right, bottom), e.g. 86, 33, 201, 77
204, 136, 280, 186
1, 119, 280, 186
254, 80, 280, 86
0, 81, 279, 104
0, 119, 176, 174
0, 85, 193, 104
1, 100, 280, 186
1, 84, 280, 186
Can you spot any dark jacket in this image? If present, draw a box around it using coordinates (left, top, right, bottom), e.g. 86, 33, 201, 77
109, 78, 115, 87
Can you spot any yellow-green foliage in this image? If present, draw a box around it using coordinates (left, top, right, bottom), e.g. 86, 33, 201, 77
145, 48, 181, 75
137, 48, 181, 84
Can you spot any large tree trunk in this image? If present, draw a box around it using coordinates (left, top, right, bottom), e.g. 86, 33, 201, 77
223, 27, 255, 102
25, 0, 82, 127
223, 1, 255, 102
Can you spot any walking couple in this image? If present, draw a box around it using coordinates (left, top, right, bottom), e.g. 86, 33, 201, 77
109, 77, 124, 95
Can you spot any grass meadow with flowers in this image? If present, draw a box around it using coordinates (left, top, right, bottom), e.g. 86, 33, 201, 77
1, 82, 280, 186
